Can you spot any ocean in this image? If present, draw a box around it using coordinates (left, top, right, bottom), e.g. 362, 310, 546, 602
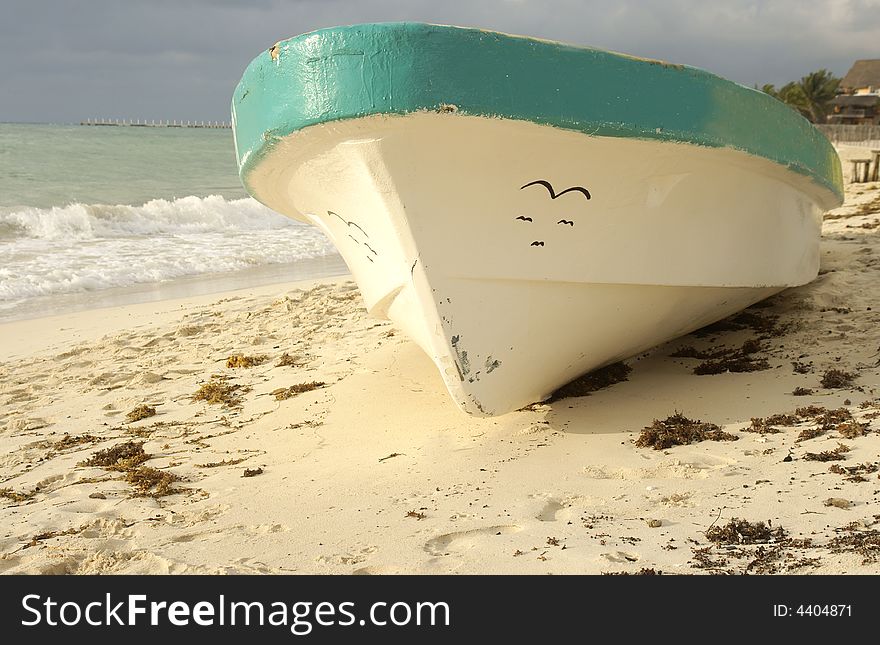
0, 123, 346, 322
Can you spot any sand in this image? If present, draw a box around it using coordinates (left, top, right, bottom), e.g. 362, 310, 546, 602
1, 149, 879, 575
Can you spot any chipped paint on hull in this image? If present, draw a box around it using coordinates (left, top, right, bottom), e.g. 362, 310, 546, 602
450, 334, 470, 378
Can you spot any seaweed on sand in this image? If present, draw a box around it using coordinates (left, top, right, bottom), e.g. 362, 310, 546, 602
829, 527, 880, 564
802, 443, 850, 462
80, 441, 150, 471
53, 434, 99, 450
193, 377, 246, 406
272, 381, 326, 400
0, 488, 36, 503
695, 311, 785, 338
635, 413, 738, 450
829, 462, 878, 482
126, 404, 156, 422
705, 519, 787, 545
549, 362, 631, 401
276, 353, 307, 367
672, 339, 770, 375
820, 369, 856, 389
746, 413, 800, 434
125, 466, 180, 497
226, 354, 268, 368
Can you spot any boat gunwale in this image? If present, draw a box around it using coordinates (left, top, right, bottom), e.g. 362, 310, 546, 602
232, 22, 843, 207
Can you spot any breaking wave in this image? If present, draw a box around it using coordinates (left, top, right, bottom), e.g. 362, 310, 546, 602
0, 195, 339, 304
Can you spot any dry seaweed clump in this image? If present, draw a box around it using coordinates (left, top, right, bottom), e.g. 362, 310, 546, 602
692, 521, 820, 574
276, 352, 306, 367
792, 387, 814, 396
695, 310, 784, 338
53, 434, 99, 450
23, 527, 82, 549
635, 413, 738, 450
797, 425, 826, 442
854, 195, 880, 216
837, 421, 869, 439
126, 404, 156, 422
196, 458, 246, 469
820, 369, 856, 389
81, 441, 150, 471
706, 519, 787, 545
193, 377, 245, 406
273, 381, 326, 400
830, 462, 879, 482
226, 354, 268, 369
694, 340, 769, 375
0, 488, 36, 503
550, 362, 631, 401
746, 413, 800, 434
602, 568, 663, 575
795, 404, 827, 418
803, 443, 850, 462
829, 527, 880, 564
125, 466, 180, 497
794, 407, 855, 442
672, 339, 770, 375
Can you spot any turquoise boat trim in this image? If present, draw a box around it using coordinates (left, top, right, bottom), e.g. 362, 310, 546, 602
232, 22, 843, 203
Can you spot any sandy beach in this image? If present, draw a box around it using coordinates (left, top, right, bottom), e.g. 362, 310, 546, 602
1, 147, 878, 575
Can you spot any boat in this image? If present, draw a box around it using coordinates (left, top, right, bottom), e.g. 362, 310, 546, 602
231, 23, 843, 416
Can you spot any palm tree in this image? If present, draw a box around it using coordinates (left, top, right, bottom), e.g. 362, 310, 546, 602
759, 71, 840, 122
797, 69, 840, 123
761, 82, 809, 119
777, 82, 811, 120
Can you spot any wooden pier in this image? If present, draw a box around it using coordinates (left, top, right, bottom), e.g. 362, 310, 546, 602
80, 118, 231, 128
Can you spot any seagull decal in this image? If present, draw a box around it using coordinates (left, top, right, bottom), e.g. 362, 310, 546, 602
328, 209, 376, 263
328, 210, 369, 237
520, 179, 591, 200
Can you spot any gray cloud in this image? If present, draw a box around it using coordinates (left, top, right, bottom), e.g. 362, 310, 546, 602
2, 0, 878, 122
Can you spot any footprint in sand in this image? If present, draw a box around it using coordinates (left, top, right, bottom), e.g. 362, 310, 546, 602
4, 417, 49, 433
424, 525, 522, 556
5, 389, 36, 404
175, 325, 203, 338
228, 557, 275, 574
0, 554, 22, 574
601, 551, 641, 563
352, 565, 404, 575
583, 454, 738, 481
131, 371, 165, 386
170, 522, 289, 544
79, 518, 136, 540
316, 545, 379, 567
535, 498, 573, 523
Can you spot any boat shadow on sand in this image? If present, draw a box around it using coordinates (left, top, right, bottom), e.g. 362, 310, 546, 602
539, 275, 865, 439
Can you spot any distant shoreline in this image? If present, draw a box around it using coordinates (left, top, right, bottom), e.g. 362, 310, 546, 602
0, 121, 231, 127
80, 119, 231, 128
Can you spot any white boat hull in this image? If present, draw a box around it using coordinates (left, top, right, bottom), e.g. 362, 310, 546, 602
245, 113, 825, 415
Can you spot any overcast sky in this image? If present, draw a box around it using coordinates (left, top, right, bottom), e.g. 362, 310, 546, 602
2, 0, 878, 123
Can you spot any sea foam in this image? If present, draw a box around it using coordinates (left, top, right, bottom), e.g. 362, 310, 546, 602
0, 195, 338, 306
0, 195, 297, 240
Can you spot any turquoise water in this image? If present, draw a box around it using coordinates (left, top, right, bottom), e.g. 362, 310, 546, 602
0, 124, 246, 208
0, 124, 345, 321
